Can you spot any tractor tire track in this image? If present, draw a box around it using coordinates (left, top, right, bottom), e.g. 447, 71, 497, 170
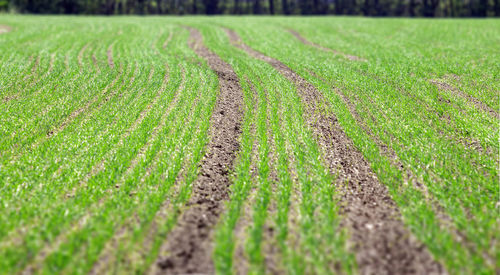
429, 78, 499, 119
309, 70, 494, 266
107, 43, 115, 68
226, 28, 445, 275
152, 26, 244, 274
290, 34, 495, 261
288, 29, 367, 62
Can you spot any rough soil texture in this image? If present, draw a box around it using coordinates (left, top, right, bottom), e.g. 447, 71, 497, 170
226, 28, 445, 275
0, 25, 11, 34
288, 29, 367, 62
429, 78, 499, 119
153, 27, 243, 274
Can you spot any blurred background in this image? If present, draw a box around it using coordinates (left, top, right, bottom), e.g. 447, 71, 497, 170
1, 0, 499, 17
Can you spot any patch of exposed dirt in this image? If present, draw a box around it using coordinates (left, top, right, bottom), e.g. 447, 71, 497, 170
0, 25, 11, 34
429, 78, 499, 119
152, 26, 244, 274
288, 29, 367, 62
226, 28, 444, 275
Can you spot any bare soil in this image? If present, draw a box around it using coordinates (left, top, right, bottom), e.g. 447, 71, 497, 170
153, 27, 244, 274
226, 28, 444, 275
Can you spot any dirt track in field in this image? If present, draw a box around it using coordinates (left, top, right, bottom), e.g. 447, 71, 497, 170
152, 27, 243, 274
107, 44, 115, 68
288, 29, 366, 62
429, 77, 499, 119
226, 28, 445, 275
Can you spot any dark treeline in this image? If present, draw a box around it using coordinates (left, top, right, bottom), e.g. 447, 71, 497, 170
3, 0, 499, 16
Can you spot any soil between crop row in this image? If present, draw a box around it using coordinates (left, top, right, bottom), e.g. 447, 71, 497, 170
225, 28, 444, 275
153, 27, 244, 274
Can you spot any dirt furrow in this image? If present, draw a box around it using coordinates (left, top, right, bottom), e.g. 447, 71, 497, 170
308, 70, 403, 171
429, 78, 499, 119
288, 29, 366, 62
290, 36, 493, 255
226, 28, 444, 275
107, 43, 115, 68
150, 27, 243, 274
309, 70, 492, 264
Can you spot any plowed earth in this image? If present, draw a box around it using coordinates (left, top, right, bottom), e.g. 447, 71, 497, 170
153, 27, 244, 274
0, 16, 497, 275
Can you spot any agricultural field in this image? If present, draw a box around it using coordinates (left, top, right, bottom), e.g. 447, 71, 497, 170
0, 15, 498, 274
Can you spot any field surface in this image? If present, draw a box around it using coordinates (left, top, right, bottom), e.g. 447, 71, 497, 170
0, 16, 498, 274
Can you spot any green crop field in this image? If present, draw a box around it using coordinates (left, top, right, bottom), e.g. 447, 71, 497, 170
0, 15, 498, 274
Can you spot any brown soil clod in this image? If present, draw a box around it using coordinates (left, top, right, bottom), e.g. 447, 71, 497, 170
152, 26, 244, 274
288, 29, 367, 62
225, 28, 444, 275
